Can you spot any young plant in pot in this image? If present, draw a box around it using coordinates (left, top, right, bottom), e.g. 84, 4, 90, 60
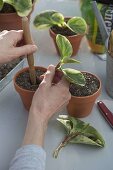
33, 10, 87, 56
53, 34, 101, 118
0, 0, 35, 31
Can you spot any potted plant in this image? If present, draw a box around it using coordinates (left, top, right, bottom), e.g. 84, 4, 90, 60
33, 10, 87, 56
13, 34, 86, 110
52, 34, 101, 118
0, 0, 35, 31
67, 71, 101, 118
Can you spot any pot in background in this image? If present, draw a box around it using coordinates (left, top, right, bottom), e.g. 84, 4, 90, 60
13, 66, 47, 111
67, 72, 101, 118
49, 27, 84, 57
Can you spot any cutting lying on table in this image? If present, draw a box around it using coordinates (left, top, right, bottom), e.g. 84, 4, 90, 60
53, 115, 105, 158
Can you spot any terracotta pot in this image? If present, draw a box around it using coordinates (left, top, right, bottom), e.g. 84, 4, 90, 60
49, 27, 84, 57
0, 3, 35, 31
67, 72, 101, 118
13, 66, 47, 111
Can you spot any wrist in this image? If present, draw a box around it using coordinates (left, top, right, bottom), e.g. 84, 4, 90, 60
22, 110, 48, 147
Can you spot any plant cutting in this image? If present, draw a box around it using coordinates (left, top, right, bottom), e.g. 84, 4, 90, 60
53, 115, 105, 158
33, 10, 87, 56
0, 0, 35, 31
52, 34, 101, 118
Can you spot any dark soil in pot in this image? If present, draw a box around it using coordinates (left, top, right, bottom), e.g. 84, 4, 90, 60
0, 58, 23, 80
51, 25, 76, 36
16, 69, 46, 91
0, 3, 16, 13
0, 0, 34, 13
69, 72, 100, 97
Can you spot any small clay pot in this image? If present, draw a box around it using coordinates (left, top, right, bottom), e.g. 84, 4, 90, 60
13, 66, 47, 111
49, 27, 84, 57
67, 72, 101, 118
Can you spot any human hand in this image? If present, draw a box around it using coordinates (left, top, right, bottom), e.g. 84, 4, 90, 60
30, 65, 71, 124
0, 30, 37, 64
23, 65, 71, 146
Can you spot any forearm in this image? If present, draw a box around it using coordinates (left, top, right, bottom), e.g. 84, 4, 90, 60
22, 110, 47, 146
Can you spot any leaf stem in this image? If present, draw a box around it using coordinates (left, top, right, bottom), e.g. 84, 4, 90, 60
53, 132, 80, 158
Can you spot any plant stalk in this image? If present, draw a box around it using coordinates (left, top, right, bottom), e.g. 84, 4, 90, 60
22, 17, 36, 85
53, 132, 80, 158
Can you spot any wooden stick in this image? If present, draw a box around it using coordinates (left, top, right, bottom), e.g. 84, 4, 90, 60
108, 30, 113, 58
22, 17, 36, 85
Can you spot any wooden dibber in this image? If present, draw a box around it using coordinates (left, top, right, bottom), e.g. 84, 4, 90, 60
108, 30, 113, 57
22, 17, 36, 85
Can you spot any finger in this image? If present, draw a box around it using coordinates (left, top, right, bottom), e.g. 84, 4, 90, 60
42, 65, 55, 86
9, 44, 37, 58
6, 30, 23, 43
57, 77, 70, 88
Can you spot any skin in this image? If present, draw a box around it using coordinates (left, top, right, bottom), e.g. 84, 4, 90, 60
0, 30, 37, 64
0, 30, 71, 147
23, 65, 71, 146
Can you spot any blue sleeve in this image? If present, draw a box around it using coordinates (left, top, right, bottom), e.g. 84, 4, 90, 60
9, 145, 46, 170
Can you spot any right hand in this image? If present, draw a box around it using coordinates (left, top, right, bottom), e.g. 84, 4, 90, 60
30, 65, 71, 124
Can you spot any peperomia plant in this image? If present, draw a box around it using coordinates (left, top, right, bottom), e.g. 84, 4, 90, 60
0, 0, 34, 16
33, 10, 87, 35
53, 34, 85, 86
53, 115, 105, 158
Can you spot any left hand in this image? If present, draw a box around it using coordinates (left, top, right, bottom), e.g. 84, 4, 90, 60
0, 30, 37, 64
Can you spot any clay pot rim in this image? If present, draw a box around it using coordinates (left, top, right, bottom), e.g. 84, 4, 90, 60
13, 66, 47, 93
0, 12, 18, 16
70, 71, 101, 99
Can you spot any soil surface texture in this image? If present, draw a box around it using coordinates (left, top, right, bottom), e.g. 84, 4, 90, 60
0, 3, 16, 13
0, 59, 22, 80
69, 72, 100, 97
16, 69, 46, 91
51, 25, 76, 36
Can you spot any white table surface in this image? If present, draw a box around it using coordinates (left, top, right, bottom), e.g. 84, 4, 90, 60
0, 0, 113, 170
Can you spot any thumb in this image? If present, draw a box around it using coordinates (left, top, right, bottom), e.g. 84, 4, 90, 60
10, 44, 37, 58
42, 65, 55, 86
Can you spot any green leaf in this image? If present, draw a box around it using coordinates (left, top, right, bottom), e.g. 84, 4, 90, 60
63, 58, 80, 64
62, 68, 85, 86
67, 17, 87, 34
56, 34, 73, 60
68, 117, 105, 147
0, 0, 3, 10
4, 0, 33, 17
70, 135, 104, 147
33, 10, 64, 29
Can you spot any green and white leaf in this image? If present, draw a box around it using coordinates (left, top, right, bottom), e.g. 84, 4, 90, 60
34, 10, 64, 29
67, 17, 87, 34
57, 115, 105, 147
3, 0, 33, 16
56, 34, 73, 60
0, 0, 3, 10
62, 68, 85, 86
63, 58, 80, 64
